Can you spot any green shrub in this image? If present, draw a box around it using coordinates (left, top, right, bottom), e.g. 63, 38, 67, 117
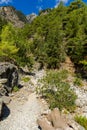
22, 77, 30, 82
37, 69, 77, 112
13, 86, 19, 92
75, 115, 87, 130
74, 77, 83, 87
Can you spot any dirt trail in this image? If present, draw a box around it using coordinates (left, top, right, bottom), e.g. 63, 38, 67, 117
0, 69, 48, 130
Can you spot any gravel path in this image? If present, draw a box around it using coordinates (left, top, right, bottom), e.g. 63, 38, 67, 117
0, 93, 47, 130
0, 69, 48, 130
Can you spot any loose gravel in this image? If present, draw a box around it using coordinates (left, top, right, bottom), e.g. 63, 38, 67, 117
0, 69, 48, 130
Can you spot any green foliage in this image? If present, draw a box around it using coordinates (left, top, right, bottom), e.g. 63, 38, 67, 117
0, 23, 34, 68
21, 77, 30, 82
0, 24, 19, 60
39, 8, 52, 15
21, 0, 87, 72
0, 16, 7, 34
75, 115, 87, 129
13, 86, 19, 92
37, 70, 77, 112
0, 41, 18, 56
14, 26, 34, 68
65, 1, 87, 75
28, 7, 67, 68
80, 60, 87, 66
1, 0, 87, 75
74, 77, 83, 87
1, 23, 15, 42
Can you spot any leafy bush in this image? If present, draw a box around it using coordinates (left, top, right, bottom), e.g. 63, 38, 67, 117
0, 23, 34, 68
75, 115, 87, 130
13, 86, 19, 92
37, 70, 77, 112
22, 77, 30, 82
0, 24, 19, 60
74, 77, 83, 87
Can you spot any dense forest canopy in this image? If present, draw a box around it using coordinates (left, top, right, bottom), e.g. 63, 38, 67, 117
0, 0, 87, 76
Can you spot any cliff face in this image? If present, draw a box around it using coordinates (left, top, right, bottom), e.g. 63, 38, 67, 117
26, 13, 37, 23
0, 6, 28, 28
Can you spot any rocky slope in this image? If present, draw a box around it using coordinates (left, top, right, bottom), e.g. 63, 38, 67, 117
61, 57, 87, 115
0, 60, 87, 130
26, 13, 37, 23
0, 6, 27, 28
0, 69, 48, 130
0, 68, 86, 130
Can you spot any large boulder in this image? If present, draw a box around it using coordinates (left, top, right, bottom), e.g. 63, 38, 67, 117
37, 108, 85, 130
37, 117, 55, 130
0, 62, 18, 92
37, 108, 69, 130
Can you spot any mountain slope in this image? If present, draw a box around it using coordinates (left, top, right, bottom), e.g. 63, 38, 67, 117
0, 6, 27, 28
26, 13, 37, 23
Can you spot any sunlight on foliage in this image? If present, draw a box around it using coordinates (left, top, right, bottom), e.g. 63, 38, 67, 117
13, 86, 19, 92
37, 70, 77, 111
75, 115, 87, 130
0, 41, 19, 58
21, 77, 30, 82
74, 77, 83, 87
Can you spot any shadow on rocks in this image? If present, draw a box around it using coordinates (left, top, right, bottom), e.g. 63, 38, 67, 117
38, 126, 42, 130
1, 103, 10, 121
18, 84, 23, 89
19, 68, 35, 76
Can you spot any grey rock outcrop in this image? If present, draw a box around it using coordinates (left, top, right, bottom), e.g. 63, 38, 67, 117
26, 13, 37, 23
0, 62, 18, 93
0, 6, 27, 28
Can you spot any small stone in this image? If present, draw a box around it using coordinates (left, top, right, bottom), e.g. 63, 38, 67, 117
78, 125, 85, 130
8, 93, 14, 97
0, 79, 7, 84
75, 99, 83, 108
